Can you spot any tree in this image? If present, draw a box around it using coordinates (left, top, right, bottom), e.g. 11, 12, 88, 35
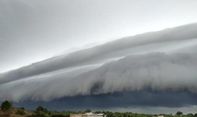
16, 109, 25, 115
176, 111, 183, 116
35, 106, 49, 113
34, 106, 50, 117
36, 106, 45, 112
187, 113, 194, 117
84, 109, 91, 113
1, 100, 12, 111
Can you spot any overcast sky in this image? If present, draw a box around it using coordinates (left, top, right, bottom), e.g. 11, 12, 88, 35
1, 0, 197, 72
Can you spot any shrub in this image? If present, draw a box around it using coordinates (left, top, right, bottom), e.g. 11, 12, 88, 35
31, 112, 50, 117
16, 109, 26, 115
84, 109, 91, 113
1, 100, 12, 111
176, 111, 183, 116
33, 106, 50, 117
36, 106, 48, 113
51, 114, 66, 117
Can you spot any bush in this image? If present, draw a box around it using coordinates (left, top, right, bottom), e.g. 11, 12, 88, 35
16, 109, 26, 115
51, 114, 66, 117
1, 100, 12, 111
187, 113, 194, 117
33, 106, 50, 117
31, 112, 50, 117
36, 106, 48, 113
176, 111, 183, 116
84, 109, 91, 113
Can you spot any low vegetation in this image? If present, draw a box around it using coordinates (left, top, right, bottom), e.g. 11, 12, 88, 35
1, 101, 197, 117
1, 100, 12, 111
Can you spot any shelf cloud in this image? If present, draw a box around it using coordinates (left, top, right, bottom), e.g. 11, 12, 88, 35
0, 23, 197, 108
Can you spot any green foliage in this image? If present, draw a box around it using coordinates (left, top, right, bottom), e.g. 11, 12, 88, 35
186, 113, 194, 117
1, 103, 197, 117
1, 100, 12, 111
31, 112, 50, 117
84, 109, 92, 113
102, 111, 153, 117
176, 111, 183, 116
32, 106, 51, 117
61, 111, 71, 117
51, 114, 66, 117
20, 107, 25, 110
16, 109, 26, 115
36, 106, 48, 113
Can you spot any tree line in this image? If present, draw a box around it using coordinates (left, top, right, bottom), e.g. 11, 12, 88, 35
1, 100, 197, 117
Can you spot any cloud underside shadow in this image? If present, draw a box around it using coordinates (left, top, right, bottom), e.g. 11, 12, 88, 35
15, 90, 197, 110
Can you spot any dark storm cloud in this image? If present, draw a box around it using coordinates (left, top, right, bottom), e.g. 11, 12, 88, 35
10, 90, 197, 114
14, 90, 197, 110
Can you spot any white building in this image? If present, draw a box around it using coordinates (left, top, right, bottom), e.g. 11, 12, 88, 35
70, 112, 106, 117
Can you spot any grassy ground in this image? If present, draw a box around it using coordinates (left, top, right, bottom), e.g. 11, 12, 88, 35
0, 108, 32, 117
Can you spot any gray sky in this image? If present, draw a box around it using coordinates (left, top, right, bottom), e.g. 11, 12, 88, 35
1, 0, 197, 72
